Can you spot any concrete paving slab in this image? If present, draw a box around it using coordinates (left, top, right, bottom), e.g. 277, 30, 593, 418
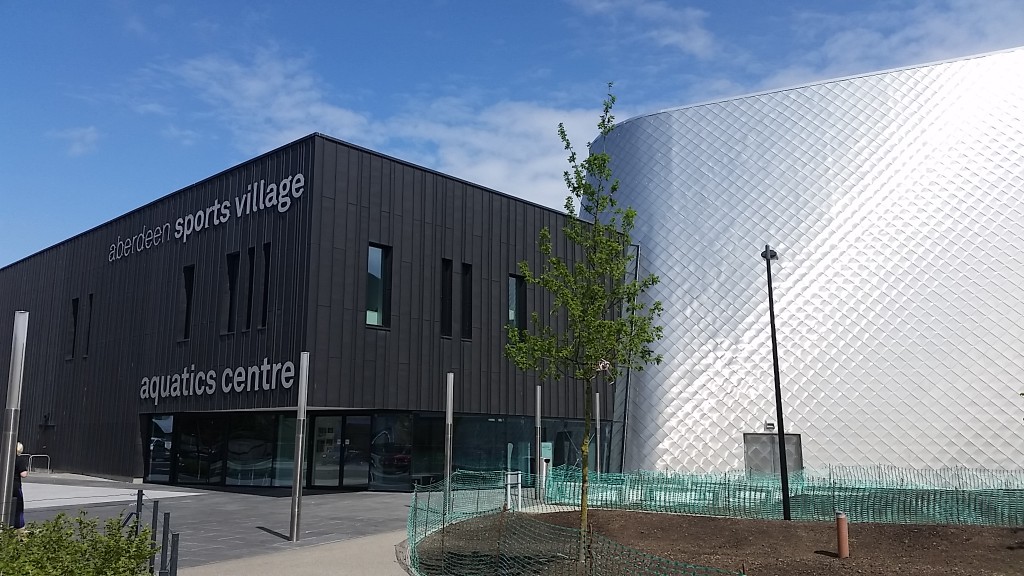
177, 530, 408, 576
25, 484, 200, 510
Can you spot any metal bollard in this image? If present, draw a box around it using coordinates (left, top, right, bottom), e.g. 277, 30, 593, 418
135, 489, 144, 536
836, 511, 850, 559
159, 511, 171, 575
169, 532, 180, 576
149, 500, 159, 575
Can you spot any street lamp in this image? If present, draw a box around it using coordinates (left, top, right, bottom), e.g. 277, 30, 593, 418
761, 244, 791, 521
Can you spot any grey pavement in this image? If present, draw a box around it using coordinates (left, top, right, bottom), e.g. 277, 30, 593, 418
23, 473, 412, 575
178, 529, 407, 576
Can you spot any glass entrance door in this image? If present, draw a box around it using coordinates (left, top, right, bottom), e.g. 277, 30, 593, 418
311, 416, 343, 487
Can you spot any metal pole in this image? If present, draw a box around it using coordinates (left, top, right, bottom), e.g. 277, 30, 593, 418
535, 385, 541, 489
289, 351, 310, 542
135, 489, 143, 536
762, 244, 791, 521
149, 500, 159, 575
444, 372, 454, 514
159, 511, 170, 575
595, 391, 601, 475
620, 243, 641, 472
0, 311, 28, 528
169, 532, 180, 576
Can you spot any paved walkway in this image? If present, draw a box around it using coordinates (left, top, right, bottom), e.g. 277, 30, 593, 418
23, 473, 411, 575
178, 529, 407, 576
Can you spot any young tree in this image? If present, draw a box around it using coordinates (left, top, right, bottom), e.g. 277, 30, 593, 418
505, 85, 663, 562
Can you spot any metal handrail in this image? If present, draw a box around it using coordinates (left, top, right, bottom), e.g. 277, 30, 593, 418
26, 454, 50, 473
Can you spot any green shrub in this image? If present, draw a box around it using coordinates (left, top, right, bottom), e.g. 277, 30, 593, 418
0, 513, 156, 576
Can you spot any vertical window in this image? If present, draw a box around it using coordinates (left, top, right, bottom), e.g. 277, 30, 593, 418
441, 259, 453, 337
366, 244, 392, 327
245, 247, 256, 331
461, 263, 472, 339
83, 293, 93, 356
508, 275, 526, 331
225, 251, 240, 333
261, 243, 272, 327
67, 297, 79, 358
182, 265, 195, 340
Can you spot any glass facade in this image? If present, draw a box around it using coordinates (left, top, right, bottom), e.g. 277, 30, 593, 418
144, 410, 618, 490
274, 416, 295, 487
175, 415, 225, 484
226, 413, 275, 486
147, 415, 173, 482
343, 416, 371, 489
312, 415, 343, 486
453, 415, 533, 473
370, 413, 412, 491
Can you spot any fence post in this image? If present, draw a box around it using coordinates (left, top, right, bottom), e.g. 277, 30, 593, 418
135, 489, 144, 536
159, 511, 171, 576
956, 466, 964, 525
829, 464, 835, 521
169, 533, 180, 576
149, 500, 159, 575
420, 489, 428, 566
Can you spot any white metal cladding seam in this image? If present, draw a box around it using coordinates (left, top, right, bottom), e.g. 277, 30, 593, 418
601, 48, 1024, 473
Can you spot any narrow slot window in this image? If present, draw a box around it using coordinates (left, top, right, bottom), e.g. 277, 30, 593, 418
261, 243, 271, 327
461, 263, 472, 340
441, 258, 453, 337
182, 265, 195, 340
245, 247, 256, 330
508, 274, 526, 331
67, 297, 79, 358
83, 293, 93, 356
226, 251, 240, 333
366, 244, 392, 327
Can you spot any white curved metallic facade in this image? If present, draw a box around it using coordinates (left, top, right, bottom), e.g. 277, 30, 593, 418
603, 48, 1024, 472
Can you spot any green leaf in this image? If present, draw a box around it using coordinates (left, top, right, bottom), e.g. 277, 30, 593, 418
503, 84, 665, 557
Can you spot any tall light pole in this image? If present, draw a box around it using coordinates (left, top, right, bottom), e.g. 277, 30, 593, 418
761, 244, 791, 521
1, 312, 29, 528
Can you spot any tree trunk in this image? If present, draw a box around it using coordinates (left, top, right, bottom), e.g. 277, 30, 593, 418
579, 377, 592, 563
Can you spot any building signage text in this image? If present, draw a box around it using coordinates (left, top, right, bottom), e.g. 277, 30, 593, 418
140, 358, 297, 406
109, 173, 305, 262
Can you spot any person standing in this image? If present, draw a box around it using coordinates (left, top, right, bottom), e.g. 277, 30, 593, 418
11, 442, 27, 530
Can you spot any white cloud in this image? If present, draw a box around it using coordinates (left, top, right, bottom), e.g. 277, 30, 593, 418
125, 15, 148, 37
161, 124, 200, 146
385, 100, 601, 210
760, 0, 1024, 90
158, 51, 612, 212
133, 102, 171, 116
49, 126, 100, 156
168, 51, 375, 155
636, 4, 715, 59
568, 0, 716, 59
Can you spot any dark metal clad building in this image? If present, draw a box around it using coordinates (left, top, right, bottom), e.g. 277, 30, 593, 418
0, 134, 616, 489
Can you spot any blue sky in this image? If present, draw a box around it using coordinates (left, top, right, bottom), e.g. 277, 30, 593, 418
2, 0, 1023, 267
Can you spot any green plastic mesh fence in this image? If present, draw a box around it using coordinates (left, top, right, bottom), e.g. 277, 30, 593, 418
403, 465, 1024, 575
405, 470, 743, 576
544, 465, 1024, 526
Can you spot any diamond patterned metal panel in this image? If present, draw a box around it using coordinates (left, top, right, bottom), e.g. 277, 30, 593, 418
603, 49, 1024, 472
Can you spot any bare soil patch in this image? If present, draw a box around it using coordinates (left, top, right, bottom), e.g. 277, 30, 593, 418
416, 510, 1024, 575
541, 510, 1024, 575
